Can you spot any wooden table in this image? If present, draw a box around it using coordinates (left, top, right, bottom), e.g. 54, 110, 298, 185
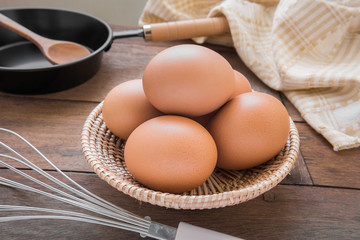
1, 25, 359, 239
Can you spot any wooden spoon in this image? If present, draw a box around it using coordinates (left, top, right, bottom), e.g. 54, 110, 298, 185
0, 13, 90, 65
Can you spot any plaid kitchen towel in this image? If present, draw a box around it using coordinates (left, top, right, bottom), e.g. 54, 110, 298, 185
139, 0, 360, 151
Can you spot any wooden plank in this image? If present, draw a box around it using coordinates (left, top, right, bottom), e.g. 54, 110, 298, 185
0, 97, 308, 186
281, 150, 312, 185
280, 93, 304, 122
1, 24, 358, 240
297, 123, 360, 189
0, 93, 308, 186
0, 170, 358, 239
0, 96, 96, 172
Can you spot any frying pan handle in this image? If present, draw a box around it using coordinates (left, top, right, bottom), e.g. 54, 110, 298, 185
143, 17, 230, 41
107, 17, 230, 51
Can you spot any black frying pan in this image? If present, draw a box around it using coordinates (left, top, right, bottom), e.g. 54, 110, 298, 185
0, 7, 229, 94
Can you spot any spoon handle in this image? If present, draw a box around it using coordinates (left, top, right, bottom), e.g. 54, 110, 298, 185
0, 13, 49, 49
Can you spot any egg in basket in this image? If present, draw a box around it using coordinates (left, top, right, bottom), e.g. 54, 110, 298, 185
81, 44, 299, 210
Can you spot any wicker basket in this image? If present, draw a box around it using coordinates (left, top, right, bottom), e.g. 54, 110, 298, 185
81, 102, 300, 210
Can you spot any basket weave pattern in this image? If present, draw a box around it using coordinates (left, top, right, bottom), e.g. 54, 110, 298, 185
81, 102, 300, 210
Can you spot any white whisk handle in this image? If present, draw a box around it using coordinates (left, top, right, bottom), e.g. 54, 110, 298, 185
175, 222, 243, 240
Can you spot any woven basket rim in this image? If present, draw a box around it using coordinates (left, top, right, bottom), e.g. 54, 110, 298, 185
81, 101, 300, 210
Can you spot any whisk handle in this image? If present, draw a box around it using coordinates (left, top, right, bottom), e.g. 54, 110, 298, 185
175, 222, 243, 240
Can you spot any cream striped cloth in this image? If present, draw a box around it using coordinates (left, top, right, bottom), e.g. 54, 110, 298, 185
139, 0, 360, 151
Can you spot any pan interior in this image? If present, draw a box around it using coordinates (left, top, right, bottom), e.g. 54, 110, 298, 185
0, 8, 111, 70
0, 41, 52, 68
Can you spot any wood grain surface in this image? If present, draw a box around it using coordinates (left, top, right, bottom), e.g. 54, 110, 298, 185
1, 25, 359, 239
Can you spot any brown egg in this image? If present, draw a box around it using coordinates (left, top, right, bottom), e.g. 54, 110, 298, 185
124, 115, 217, 194
102, 79, 162, 140
207, 92, 290, 170
231, 70, 252, 98
142, 44, 235, 117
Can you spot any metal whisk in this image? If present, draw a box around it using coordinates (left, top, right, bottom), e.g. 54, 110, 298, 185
0, 128, 241, 240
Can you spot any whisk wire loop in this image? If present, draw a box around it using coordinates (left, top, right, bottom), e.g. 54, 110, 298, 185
0, 128, 165, 238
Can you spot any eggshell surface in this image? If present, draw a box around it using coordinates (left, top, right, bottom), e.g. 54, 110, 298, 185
124, 115, 217, 194
142, 44, 235, 117
207, 92, 290, 170
231, 70, 252, 98
102, 79, 162, 140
